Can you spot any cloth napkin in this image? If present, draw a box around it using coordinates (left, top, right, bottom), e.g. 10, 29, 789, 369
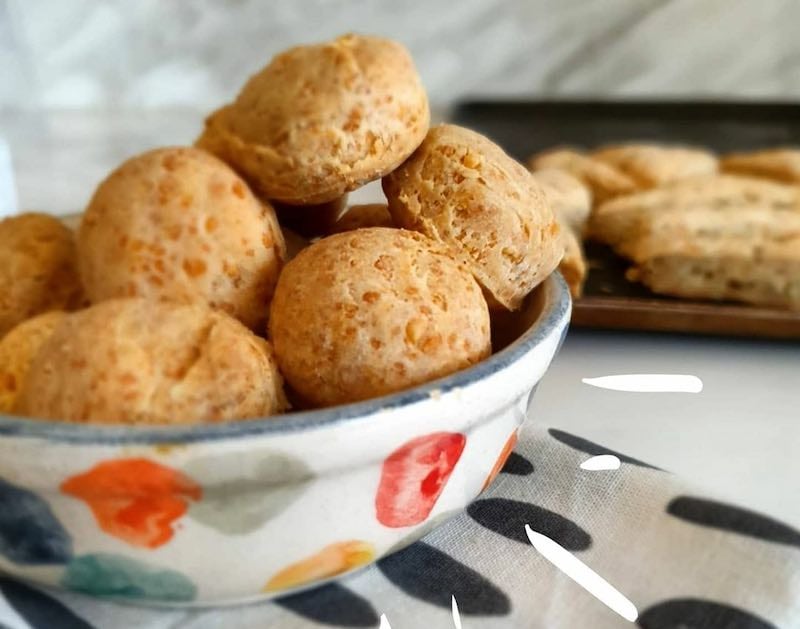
1, 422, 798, 629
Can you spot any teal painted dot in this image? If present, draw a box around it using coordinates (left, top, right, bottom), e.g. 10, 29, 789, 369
61, 553, 196, 602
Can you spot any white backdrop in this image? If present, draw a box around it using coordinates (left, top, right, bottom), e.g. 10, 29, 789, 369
2, 0, 799, 110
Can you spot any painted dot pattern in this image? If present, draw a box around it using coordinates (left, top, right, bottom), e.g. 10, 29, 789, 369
60, 458, 202, 549
0, 428, 794, 627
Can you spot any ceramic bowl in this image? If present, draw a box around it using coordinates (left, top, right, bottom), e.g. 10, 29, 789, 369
0, 273, 570, 606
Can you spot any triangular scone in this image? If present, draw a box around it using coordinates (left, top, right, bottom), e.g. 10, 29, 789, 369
721, 149, 800, 184
617, 205, 800, 263
589, 175, 800, 253
627, 237, 800, 310
592, 143, 718, 188
528, 148, 637, 203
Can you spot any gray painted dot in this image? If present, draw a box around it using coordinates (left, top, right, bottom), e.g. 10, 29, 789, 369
186, 451, 314, 534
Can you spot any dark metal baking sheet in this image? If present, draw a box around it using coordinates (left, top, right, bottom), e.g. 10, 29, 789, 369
450, 100, 800, 339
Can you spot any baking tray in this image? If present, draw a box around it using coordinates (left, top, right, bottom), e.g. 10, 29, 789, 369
450, 100, 800, 340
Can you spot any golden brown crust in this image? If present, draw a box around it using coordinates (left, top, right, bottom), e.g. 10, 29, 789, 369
0, 311, 66, 413
592, 143, 718, 188
589, 175, 800, 254
330, 203, 394, 233
16, 298, 288, 424
720, 149, 800, 184
78, 147, 285, 330
197, 34, 430, 204
0, 213, 84, 337
384, 124, 562, 311
528, 148, 637, 203
269, 228, 491, 407
531, 168, 592, 234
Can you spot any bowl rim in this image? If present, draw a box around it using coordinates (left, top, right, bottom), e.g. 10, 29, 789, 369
0, 273, 571, 445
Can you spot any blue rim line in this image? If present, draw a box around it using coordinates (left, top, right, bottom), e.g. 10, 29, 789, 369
0, 274, 571, 445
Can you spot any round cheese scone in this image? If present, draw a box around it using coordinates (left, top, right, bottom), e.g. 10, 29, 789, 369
0, 213, 83, 337
0, 311, 66, 413
383, 124, 562, 311
78, 147, 285, 330
269, 228, 491, 407
330, 203, 394, 233
196, 34, 430, 205
16, 298, 288, 425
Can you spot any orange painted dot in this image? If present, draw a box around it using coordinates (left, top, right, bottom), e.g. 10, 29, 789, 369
61, 458, 201, 549
482, 431, 518, 491
264, 541, 375, 592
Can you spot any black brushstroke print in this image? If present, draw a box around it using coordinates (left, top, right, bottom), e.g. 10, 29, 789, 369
638, 598, 776, 629
378, 542, 510, 616
668, 496, 800, 548
0, 578, 94, 629
277, 583, 378, 628
467, 498, 591, 550
501, 452, 534, 476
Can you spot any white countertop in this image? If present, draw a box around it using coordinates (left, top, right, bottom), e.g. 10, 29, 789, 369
2, 109, 798, 526
535, 329, 799, 526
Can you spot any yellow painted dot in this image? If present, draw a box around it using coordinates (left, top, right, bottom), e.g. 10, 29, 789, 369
265, 540, 375, 592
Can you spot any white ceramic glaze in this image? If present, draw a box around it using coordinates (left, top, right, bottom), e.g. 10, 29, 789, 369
0, 273, 571, 606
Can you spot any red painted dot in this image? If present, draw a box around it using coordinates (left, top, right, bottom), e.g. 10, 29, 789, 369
376, 432, 466, 528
